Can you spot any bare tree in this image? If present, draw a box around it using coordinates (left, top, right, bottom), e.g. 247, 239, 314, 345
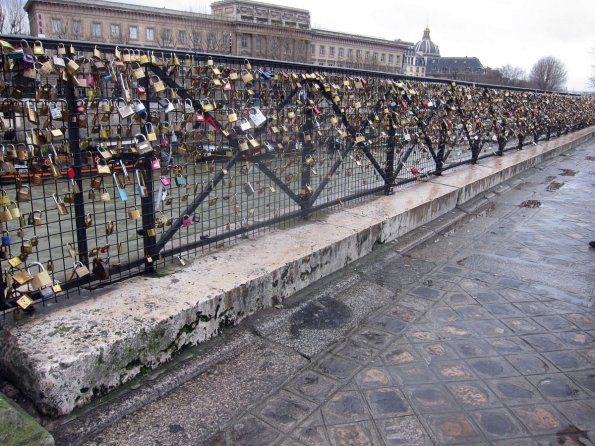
529, 56, 567, 91
0, 0, 28, 35
500, 64, 526, 86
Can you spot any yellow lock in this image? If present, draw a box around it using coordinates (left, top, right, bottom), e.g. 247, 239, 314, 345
128, 207, 141, 220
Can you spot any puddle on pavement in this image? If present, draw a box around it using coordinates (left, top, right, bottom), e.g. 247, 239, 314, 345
546, 181, 565, 191
289, 295, 351, 337
519, 200, 541, 208
558, 169, 577, 176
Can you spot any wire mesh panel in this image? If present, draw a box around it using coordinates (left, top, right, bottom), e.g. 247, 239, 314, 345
0, 36, 593, 317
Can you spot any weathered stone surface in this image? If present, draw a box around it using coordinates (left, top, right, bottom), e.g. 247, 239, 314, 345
0, 393, 54, 446
0, 127, 593, 417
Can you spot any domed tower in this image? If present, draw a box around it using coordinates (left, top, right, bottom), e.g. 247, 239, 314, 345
414, 27, 440, 59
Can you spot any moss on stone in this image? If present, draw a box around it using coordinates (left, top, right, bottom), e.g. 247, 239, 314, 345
0, 394, 54, 446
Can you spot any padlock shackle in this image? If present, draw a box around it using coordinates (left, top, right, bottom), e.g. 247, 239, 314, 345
27, 261, 45, 273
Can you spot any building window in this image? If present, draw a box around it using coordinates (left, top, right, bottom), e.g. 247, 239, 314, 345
72, 19, 82, 35
310, 44, 315, 55
381, 53, 385, 62
129, 26, 138, 40
372, 52, 377, 61
319, 46, 325, 56
240, 35, 248, 49
255, 36, 263, 51
110, 24, 120, 39
207, 32, 216, 50
389, 54, 393, 63
365, 51, 370, 61
179, 30, 186, 45
396, 55, 401, 65
146, 27, 154, 41
163, 29, 172, 42
356, 49, 361, 59
329, 47, 334, 57
348, 49, 353, 59
338, 47, 344, 58
51, 19, 61, 33
91, 22, 102, 37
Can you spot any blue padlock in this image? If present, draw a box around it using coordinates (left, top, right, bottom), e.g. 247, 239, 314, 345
2, 230, 12, 246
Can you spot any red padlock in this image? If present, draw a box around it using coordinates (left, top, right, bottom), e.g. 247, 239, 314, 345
410, 167, 419, 175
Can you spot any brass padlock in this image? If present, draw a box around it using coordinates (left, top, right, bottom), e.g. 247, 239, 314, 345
53, 194, 69, 216
0, 205, 12, 223
28, 262, 52, 290
68, 261, 90, 280
128, 207, 141, 220
21, 238, 33, 255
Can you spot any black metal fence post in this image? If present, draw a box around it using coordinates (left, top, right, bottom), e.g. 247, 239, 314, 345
384, 119, 396, 194
64, 78, 89, 267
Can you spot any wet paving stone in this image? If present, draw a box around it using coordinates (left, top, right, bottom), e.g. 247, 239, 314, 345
533, 315, 580, 331
454, 304, 493, 319
387, 305, 419, 322
380, 344, 419, 365
410, 286, 443, 301
485, 377, 544, 405
522, 334, 568, 352
425, 307, 461, 323
426, 413, 483, 444
321, 391, 370, 425
512, 405, 569, 435
327, 421, 380, 446
506, 354, 553, 375
376, 416, 431, 446
314, 355, 361, 381
553, 330, 594, 348
543, 351, 594, 371
292, 425, 329, 446
483, 303, 527, 318
286, 371, 341, 403
451, 338, 499, 358
497, 288, 539, 303
387, 363, 437, 386
512, 301, 552, 317
504, 318, 544, 334
471, 408, 526, 440
566, 369, 595, 395
555, 400, 595, 431
469, 357, 520, 378
332, 338, 380, 364
350, 328, 394, 350
416, 342, 460, 362
470, 319, 513, 337
443, 291, 477, 307
489, 336, 535, 354
354, 367, 391, 389
368, 314, 407, 336
429, 360, 477, 382
408, 384, 457, 413
563, 313, 595, 330
447, 381, 500, 409
364, 388, 411, 418
227, 415, 282, 446
256, 391, 315, 433
529, 374, 587, 401
471, 289, 508, 304
406, 329, 442, 343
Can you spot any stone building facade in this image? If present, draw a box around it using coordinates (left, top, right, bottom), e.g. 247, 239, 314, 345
24, 0, 408, 73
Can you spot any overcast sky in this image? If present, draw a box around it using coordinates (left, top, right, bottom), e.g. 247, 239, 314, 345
127, 0, 594, 91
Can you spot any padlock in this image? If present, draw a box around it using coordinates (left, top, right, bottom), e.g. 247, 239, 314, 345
28, 262, 52, 290
116, 98, 134, 118
132, 62, 145, 79
238, 118, 251, 132
0, 189, 9, 206
1, 230, 12, 245
248, 107, 267, 128
12, 270, 34, 286
85, 212, 94, 228
53, 194, 68, 216
113, 172, 128, 201
69, 261, 90, 280
241, 69, 253, 83
21, 238, 33, 255
182, 215, 192, 227
238, 137, 249, 152
0, 205, 12, 223
91, 175, 103, 190
100, 188, 111, 202
133, 98, 146, 115
150, 75, 165, 93
92, 257, 110, 280
134, 134, 153, 156
199, 99, 213, 112
128, 207, 141, 220
227, 109, 238, 123
159, 98, 175, 113
160, 176, 171, 186
151, 157, 161, 170
136, 170, 148, 197
146, 227, 157, 237
174, 166, 186, 187
145, 123, 157, 142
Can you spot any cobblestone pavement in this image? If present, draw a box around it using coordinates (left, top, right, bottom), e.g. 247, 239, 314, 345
202, 144, 595, 445
79, 141, 595, 446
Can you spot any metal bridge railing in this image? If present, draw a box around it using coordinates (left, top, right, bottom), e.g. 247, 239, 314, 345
0, 35, 593, 319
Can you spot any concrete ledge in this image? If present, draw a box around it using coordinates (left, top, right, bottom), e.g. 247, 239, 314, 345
1, 127, 593, 416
